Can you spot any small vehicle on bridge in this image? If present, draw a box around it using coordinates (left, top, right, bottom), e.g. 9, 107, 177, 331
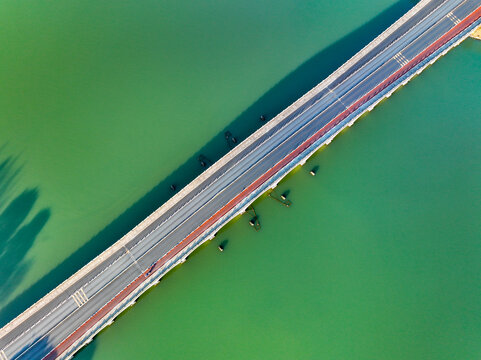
145, 262, 156, 277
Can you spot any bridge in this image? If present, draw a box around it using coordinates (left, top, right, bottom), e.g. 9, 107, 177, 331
1, 0, 481, 358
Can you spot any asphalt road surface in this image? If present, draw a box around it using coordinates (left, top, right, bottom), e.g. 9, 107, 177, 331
1, 0, 480, 358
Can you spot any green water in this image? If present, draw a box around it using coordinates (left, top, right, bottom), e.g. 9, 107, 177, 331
1, 0, 480, 359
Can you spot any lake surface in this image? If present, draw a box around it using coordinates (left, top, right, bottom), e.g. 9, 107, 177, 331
0, 0, 480, 359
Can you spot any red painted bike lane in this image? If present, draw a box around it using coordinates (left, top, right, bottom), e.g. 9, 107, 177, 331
45, 6, 481, 359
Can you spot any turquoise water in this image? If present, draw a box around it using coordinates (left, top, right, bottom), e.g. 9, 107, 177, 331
1, 0, 480, 359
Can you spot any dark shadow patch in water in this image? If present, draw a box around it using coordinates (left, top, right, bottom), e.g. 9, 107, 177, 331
0, 155, 21, 205
0, 208, 51, 299
0, 0, 413, 327
219, 239, 229, 250
0, 190, 38, 249
0, 153, 51, 304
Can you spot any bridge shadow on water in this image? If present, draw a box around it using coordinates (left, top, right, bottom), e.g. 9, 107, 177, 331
0, 0, 414, 346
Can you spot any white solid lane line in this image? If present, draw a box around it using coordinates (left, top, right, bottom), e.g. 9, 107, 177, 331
1, 4, 461, 350
6, 2, 480, 358
11, 4, 451, 351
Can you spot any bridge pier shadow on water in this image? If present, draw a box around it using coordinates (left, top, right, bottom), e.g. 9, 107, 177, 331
0, 0, 414, 333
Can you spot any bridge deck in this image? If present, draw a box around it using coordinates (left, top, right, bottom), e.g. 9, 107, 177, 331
1, 0, 481, 359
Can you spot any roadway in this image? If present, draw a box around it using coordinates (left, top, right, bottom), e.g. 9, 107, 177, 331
1, 0, 481, 358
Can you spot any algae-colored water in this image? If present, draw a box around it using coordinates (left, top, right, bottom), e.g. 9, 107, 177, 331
0, 0, 480, 359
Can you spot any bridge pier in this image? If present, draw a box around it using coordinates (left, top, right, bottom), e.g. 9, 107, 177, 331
470, 24, 481, 38
4, 3, 481, 360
